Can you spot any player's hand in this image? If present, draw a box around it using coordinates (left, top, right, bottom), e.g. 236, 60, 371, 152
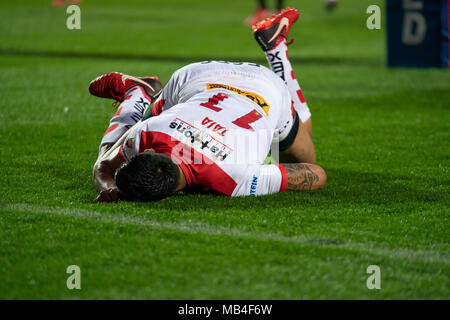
95, 187, 123, 202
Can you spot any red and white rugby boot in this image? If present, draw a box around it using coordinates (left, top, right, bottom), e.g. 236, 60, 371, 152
252, 8, 299, 52
89, 72, 163, 103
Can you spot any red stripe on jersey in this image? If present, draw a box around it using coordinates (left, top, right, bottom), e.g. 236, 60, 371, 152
152, 99, 165, 116
291, 69, 296, 80
113, 106, 123, 117
176, 117, 200, 130
118, 144, 125, 163
296, 89, 306, 103
291, 101, 295, 118
139, 131, 237, 196
276, 164, 288, 192
103, 123, 119, 136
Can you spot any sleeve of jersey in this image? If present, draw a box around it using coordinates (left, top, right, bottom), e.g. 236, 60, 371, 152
231, 164, 288, 197
117, 123, 142, 163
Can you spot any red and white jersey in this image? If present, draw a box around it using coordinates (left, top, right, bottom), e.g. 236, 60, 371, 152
119, 61, 295, 197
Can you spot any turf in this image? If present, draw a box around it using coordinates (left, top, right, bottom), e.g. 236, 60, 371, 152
0, 0, 448, 299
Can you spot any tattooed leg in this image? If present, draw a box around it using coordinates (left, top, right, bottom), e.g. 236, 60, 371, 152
283, 163, 326, 190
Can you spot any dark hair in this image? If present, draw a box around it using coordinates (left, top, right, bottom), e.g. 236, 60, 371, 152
115, 152, 180, 201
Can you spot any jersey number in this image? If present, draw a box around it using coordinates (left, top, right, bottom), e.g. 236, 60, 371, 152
200, 93, 262, 131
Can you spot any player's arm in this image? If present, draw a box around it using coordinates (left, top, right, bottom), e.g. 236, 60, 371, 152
230, 162, 325, 197
93, 136, 127, 202
281, 163, 326, 190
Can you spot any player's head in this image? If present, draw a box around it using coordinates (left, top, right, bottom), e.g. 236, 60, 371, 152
115, 152, 180, 201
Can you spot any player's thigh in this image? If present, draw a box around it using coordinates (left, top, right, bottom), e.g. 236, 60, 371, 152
280, 119, 316, 164
303, 117, 312, 137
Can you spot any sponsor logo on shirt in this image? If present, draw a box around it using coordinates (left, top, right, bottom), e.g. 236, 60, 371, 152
169, 118, 232, 162
206, 83, 271, 116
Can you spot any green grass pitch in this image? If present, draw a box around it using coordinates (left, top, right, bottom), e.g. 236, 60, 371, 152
0, 0, 449, 299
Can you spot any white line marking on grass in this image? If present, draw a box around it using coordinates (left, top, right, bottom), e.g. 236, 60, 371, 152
1, 203, 449, 265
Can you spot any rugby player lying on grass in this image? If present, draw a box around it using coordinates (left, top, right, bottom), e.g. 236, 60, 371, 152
91, 8, 326, 202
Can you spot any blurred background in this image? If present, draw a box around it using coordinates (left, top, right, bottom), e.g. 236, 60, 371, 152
1, 0, 384, 62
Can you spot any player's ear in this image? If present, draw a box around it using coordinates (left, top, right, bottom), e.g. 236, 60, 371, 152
143, 148, 156, 153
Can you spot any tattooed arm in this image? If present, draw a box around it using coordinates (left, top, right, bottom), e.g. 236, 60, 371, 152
282, 163, 327, 190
